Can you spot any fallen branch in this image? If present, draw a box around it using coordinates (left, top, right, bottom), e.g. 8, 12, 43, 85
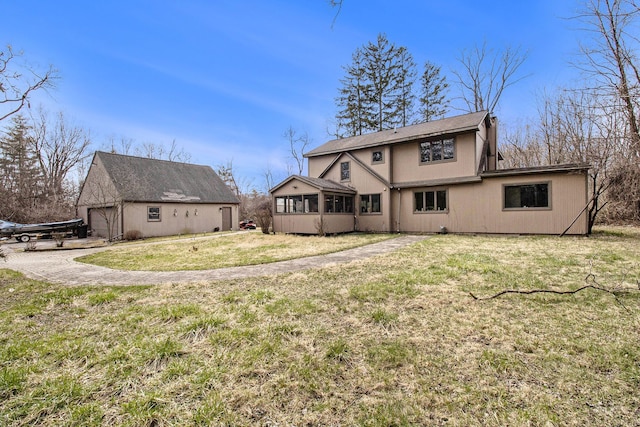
470, 269, 639, 314
469, 284, 612, 300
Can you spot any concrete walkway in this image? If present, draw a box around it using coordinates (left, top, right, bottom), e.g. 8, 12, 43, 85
2, 234, 428, 286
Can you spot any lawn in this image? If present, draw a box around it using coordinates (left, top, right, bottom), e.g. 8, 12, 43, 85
1, 227, 639, 426
75, 232, 398, 271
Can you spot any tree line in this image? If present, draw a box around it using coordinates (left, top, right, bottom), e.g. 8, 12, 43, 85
2, 0, 639, 228
332, 0, 640, 227
499, 0, 640, 225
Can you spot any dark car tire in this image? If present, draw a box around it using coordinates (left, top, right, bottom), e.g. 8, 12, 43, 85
19, 235, 30, 243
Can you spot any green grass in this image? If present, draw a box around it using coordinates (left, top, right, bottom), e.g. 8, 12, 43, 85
0, 227, 639, 425
75, 232, 397, 271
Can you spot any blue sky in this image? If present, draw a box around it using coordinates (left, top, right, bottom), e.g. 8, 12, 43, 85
4, 0, 584, 191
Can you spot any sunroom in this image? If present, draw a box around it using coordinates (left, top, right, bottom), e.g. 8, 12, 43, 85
270, 175, 356, 235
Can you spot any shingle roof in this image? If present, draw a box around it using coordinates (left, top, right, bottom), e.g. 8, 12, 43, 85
305, 111, 490, 157
95, 151, 240, 204
270, 175, 356, 194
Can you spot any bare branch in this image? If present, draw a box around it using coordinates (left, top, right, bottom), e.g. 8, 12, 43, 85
469, 265, 639, 313
452, 41, 529, 114
0, 45, 58, 122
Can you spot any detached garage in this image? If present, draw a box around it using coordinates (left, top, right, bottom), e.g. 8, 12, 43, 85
77, 151, 240, 240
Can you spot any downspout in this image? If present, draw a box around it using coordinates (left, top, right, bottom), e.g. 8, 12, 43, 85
396, 188, 401, 233
120, 203, 125, 239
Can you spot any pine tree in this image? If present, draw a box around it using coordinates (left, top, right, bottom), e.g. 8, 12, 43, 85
419, 61, 449, 122
335, 48, 371, 136
397, 47, 417, 126
335, 33, 417, 135
0, 115, 43, 221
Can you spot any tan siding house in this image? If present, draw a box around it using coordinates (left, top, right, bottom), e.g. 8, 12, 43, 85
77, 152, 240, 239
271, 111, 590, 235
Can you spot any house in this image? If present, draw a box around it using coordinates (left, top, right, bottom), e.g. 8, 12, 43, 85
270, 111, 590, 235
77, 151, 240, 239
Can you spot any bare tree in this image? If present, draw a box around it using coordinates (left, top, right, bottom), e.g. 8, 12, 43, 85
452, 41, 529, 113
106, 135, 135, 155
103, 137, 192, 163
1, 45, 57, 122
263, 165, 276, 193
501, 88, 625, 231
78, 160, 152, 241
574, 0, 640, 219
283, 126, 310, 175
575, 0, 640, 155
31, 110, 92, 207
253, 195, 273, 234
216, 160, 241, 197
136, 139, 192, 163
81, 180, 122, 241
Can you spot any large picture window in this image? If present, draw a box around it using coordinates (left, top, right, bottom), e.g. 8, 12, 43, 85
275, 194, 319, 213
325, 194, 354, 213
147, 206, 161, 221
504, 183, 550, 209
414, 189, 448, 212
360, 194, 381, 214
420, 138, 455, 163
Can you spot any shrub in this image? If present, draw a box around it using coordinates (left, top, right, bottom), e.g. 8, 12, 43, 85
124, 230, 144, 241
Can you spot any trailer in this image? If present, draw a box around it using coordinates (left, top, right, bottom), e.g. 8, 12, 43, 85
0, 218, 86, 243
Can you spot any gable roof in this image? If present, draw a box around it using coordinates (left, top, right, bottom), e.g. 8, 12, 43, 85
305, 111, 490, 157
318, 152, 391, 187
94, 151, 239, 204
270, 175, 356, 194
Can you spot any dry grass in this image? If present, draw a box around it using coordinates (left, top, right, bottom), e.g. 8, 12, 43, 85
75, 232, 396, 271
1, 227, 639, 426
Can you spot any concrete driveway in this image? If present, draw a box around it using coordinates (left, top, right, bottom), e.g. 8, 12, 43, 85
1, 234, 428, 286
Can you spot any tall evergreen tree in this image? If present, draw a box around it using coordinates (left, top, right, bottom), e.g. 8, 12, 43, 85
397, 47, 417, 126
335, 48, 371, 136
419, 61, 449, 121
0, 115, 43, 221
335, 33, 417, 136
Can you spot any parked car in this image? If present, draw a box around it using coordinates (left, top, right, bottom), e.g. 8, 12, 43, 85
239, 219, 257, 230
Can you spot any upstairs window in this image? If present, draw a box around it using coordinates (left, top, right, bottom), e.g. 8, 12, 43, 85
420, 138, 455, 163
504, 183, 550, 209
340, 161, 350, 181
372, 151, 384, 164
